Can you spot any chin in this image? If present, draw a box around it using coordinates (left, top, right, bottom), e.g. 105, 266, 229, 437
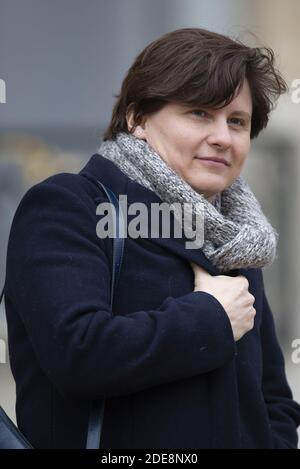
190, 181, 227, 196
189, 177, 228, 197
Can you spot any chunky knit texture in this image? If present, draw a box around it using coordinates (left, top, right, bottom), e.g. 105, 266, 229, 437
98, 132, 278, 272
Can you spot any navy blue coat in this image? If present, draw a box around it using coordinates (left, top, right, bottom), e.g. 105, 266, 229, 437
4, 153, 300, 448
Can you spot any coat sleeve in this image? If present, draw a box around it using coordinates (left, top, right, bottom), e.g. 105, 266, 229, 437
260, 272, 300, 449
5, 175, 236, 400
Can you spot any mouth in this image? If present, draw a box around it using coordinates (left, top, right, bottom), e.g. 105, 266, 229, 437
194, 156, 230, 167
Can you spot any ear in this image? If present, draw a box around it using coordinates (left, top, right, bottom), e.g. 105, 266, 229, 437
126, 105, 147, 140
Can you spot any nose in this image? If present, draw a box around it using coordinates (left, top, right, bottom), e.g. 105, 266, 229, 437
206, 119, 232, 150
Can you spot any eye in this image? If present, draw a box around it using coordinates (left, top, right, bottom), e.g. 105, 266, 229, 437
228, 117, 245, 127
191, 110, 208, 118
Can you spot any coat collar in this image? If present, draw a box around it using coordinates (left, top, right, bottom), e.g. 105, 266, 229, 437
79, 153, 241, 277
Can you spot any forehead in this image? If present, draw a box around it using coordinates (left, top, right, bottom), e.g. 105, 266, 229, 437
227, 80, 252, 111
165, 79, 253, 114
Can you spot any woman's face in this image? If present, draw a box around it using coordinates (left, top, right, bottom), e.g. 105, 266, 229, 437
128, 79, 252, 202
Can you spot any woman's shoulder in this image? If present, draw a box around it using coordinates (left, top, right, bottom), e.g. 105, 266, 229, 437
6, 170, 112, 276
7, 171, 110, 254
14, 171, 107, 221
24, 170, 105, 204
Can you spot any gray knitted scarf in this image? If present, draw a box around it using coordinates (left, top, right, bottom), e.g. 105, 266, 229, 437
98, 131, 278, 272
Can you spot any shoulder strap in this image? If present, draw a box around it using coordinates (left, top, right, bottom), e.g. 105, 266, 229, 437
94, 180, 125, 308
0, 179, 125, 449
0, 285, 4, 306
85, 179, 125, 449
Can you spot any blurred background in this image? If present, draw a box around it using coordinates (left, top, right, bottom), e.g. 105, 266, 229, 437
0, 0, 300, 443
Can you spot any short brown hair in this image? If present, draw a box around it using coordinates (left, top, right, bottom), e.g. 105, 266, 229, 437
103, 27, 287, 141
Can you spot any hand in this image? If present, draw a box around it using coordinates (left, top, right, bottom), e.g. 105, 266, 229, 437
190, 262, 256, 342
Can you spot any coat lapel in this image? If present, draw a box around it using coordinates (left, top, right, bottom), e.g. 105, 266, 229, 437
80, 153, 240, 277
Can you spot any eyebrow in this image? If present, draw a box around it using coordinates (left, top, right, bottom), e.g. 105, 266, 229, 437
230, 111, 252, 120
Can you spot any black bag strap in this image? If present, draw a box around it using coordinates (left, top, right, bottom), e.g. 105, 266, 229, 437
0, 284, 4, 306
85, 179, 125, 449
0, 179, 125, 449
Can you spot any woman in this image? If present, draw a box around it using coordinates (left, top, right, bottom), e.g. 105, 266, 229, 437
4, 27, 300, 449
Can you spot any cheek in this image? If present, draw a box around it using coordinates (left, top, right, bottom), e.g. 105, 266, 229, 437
168, 130, 187, 147
173, 126, 205, 156
234, 137, 250, 166
164, 128, 197, 161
